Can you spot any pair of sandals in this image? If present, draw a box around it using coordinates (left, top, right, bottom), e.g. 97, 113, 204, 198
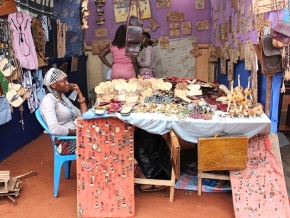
120, 104, 133, 116
93, 102, 133, 116
6, 83, 30, 107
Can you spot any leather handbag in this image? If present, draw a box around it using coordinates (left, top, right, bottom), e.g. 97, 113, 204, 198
271, 21, 290, 45
125, 0, 143, 57
259, 35, 283, 74
198, 132, 248, 171
0, 0, 17, 16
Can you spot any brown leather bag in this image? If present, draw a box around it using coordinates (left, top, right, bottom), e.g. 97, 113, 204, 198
125, 0, 143, 57
259, 35, 283, 74
0, 0, 17, 16
198, 133, 248, 171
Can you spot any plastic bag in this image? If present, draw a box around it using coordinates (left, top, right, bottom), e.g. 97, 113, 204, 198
134, 128, 172, 179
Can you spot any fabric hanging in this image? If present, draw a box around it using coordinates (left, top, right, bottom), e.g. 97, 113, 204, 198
154, 36, 196, 79
56, 20, 67, 58
31, 17, 48, 68
8, 12, 39, 70
45, 18, 58, 58
0, 95, 12, 125
15, 0, 54, 17
32, 69, 46, 105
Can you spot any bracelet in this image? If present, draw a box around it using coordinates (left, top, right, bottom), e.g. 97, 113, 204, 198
78, 97, 86, 104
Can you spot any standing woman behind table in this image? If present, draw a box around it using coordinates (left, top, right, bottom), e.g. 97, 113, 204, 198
99, 24, 139, 80
40, 68, 88, 155
138, 32, 156, 79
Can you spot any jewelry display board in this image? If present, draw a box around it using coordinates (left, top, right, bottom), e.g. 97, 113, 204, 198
76, 117, 135, 218
230, 134, 290, 218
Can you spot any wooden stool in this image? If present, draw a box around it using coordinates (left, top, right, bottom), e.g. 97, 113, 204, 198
197, 134, 248, 195
134, 130, 180, 202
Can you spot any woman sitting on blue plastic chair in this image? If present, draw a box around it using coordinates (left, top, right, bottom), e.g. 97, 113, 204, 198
40, 68, 88, 154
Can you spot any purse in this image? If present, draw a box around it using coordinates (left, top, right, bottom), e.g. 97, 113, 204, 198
0, 0, 17, 16
271, 20, 290, 45
125, 0, 143, 57
198, 132, 248, 171
258, 35, 283, 74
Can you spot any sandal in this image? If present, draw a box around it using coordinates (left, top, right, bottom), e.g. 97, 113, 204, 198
92, 106, 106, 115
120, 104, 133, 116
6, 89, 24, 107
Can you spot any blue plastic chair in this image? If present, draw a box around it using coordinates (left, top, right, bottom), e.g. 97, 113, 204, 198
35, 108, 76, 198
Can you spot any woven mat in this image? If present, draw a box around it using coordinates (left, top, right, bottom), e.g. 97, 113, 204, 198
230, 134, 290, 217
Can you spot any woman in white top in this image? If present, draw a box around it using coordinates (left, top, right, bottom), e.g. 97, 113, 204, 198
138, 32, 156, 79
40, 68, 87, 154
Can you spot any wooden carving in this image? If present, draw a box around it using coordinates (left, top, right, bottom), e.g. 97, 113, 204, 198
156, 0, 171, 8
190, 43, 202, 58
220, 56, 226, 75
241, 0, 245, 15
196, 20, 209, 31
238, 43, 245, 61
252, 0, 287, 14
91, 40, 111, 55
222, 2, 226, 18
160, 36, 169, 49
148, 18, 160, 32
227, 61, 234, 81
182, 22, 191, 35
233, 0, 239, 13
195, 0, 205, 9
95, 28, 108, 37
167, 12, 184, 22
209, 45, 218, 62
170, 22, 179, 37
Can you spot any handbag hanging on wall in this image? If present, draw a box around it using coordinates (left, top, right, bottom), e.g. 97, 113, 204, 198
125, 0, 143, 57
258, 35, 283, 75
272, 20, 290, 45
0, 0, 17, 17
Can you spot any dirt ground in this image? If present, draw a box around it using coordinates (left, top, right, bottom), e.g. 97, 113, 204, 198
0, 134, 236, 218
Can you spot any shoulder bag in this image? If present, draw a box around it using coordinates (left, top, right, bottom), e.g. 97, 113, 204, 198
125, 0, 143, 57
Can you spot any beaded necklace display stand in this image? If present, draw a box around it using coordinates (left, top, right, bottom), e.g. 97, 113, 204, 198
230, 134, 290, 218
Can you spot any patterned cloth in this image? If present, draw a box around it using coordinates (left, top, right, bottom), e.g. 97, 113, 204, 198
15, 0, 54, 17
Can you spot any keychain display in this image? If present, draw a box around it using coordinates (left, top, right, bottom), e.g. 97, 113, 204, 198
76, 117, 135, 217
230, 134, 290, 218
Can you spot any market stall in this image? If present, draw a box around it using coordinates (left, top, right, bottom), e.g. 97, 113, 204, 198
75, 76, 283, 217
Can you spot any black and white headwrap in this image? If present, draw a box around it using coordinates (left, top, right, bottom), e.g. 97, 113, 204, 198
43, 68, 67, 92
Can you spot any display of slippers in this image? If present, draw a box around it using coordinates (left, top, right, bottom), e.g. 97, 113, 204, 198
139, 185, 168, 192
6, 89, 24, 107
106, 102, 122, 114
120, 104, 133, 116
92, 105, 107, 115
